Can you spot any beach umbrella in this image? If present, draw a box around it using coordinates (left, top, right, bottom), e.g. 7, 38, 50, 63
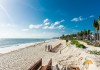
83, 60, 93, 65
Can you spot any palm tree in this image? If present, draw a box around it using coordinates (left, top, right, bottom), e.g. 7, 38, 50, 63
93, 19, 99, 41
80, 31, 84, 40
98, 16, 100, 40
87, 30, 91, 35
77, 32, 80, 40
83, 30, 88, 39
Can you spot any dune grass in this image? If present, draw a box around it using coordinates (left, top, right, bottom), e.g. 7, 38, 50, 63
71, 40, 86, 48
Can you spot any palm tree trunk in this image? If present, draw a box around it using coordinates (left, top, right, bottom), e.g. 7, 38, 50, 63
98, 31, 100, 41
93, 30, 96, 41
97, 30, 99, 41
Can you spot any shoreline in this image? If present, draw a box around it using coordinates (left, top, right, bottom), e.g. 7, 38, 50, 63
0, 39, 51, 54
0, 39, 63, 70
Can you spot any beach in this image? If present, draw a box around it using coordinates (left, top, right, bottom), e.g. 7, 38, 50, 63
0, 39, 100, 70
0, 39, 66, 70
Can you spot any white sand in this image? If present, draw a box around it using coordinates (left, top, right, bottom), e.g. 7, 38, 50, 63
0, 39, 100, 70
56, 41, 100, 70
0, 39, 65, 70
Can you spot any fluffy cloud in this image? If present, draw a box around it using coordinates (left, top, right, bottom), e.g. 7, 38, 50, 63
54, 20, 65, 25
71, 16, 83, 22
43, 24, 64, 30
29, 24, 42, 29
22, 18, 65, 31
44, 22, 50, 25
42, 19, 65, 30
43, 19, 65, 29
54, 21, 60, 25
71, 15, 94, 22
49, 25, 55, 29
57, 25, 64, 29
43, 18, 50, 26
43, 18, 49, 23
42, 26, 49, 29
42, 25, 55, 29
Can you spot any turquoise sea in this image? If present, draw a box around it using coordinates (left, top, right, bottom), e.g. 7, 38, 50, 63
0, 38, 49, 48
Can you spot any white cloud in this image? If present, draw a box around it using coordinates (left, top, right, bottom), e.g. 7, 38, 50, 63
71, 15, 94, 22
71, 16, 83, 22
71, 18, 78, 22
42, 26, 49, 29
57, 25, 64, 29
42, 19, 65, 30
60, 19, 65, 22
44, 22, 50, 25
54, 21, 60, 25
24, 19, 65, 31
54, 20, 65, 25
43, 18, 50, 26
29, 24, 42, 29
49, 25, 55, 29
90, 15, 94, 18
43, 18, 49, 23
42, 25, 55, 29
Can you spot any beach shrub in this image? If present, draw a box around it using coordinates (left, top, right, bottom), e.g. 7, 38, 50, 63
76, 44, 85, 48
71, 40, 86, 48
89, 50, 100, 55
71, 40, 79, 45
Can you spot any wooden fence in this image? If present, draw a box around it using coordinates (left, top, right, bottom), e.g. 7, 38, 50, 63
28, 58, 42, 70
28, 58, 52, 70
50, 43, 62, 52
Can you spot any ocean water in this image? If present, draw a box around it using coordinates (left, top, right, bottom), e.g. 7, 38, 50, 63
0, 38, 49, 48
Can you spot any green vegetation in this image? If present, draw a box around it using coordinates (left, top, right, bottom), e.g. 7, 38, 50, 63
71, 40, 86, 48
89, 50, 100, 55
82, 40, 92, 45
60, 16, 100, 41
76, 44, 85, 48
71, 40, 79, 45
82, 40, 100, 47
93, 16, 100, 40
60, 29, 92, 40
59, 16, 100, 47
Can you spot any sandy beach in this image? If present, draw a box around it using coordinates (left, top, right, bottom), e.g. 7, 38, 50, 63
0, 39, 66, 70
0, 39, 100, 70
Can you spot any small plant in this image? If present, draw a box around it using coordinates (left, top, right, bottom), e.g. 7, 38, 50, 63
89, 50, 100, 55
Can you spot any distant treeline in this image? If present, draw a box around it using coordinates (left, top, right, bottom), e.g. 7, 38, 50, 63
60, 30, 92, 40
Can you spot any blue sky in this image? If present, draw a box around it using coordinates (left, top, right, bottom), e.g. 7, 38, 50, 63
0, 0, 99, 38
